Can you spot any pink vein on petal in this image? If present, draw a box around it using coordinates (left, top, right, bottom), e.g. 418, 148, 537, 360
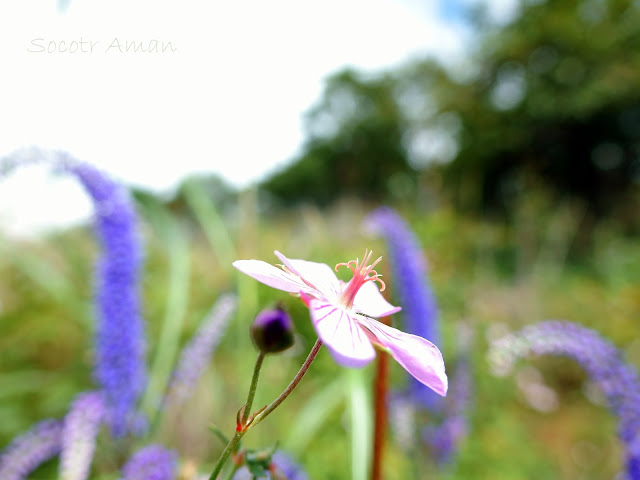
309, 299, 375, 368
359, 316, 448, 396
232, 259, 308, 293
274, 251, 340, 299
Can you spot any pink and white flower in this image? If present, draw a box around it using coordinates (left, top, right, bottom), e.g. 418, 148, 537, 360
233, 250, 447, 396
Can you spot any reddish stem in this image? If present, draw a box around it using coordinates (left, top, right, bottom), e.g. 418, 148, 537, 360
371, 316, 390, 480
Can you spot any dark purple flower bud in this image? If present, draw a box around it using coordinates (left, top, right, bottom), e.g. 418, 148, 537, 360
251, 307, 295, 354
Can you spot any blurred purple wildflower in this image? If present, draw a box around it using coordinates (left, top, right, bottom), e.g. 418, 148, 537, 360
270, 451, 309, 480
63, 158, 147, 437
60, 391, 105, 480
424, 331, 473, 463
165, 294, 236, 408
232, 451, 309, 480
426, 323, 473, 463
489, 320, 640, 479
365, 207, 473, 464
0, 419, 62, 480
363, 207, 441, 406
120, 445, 177, 480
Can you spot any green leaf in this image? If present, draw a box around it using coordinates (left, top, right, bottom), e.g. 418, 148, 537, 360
137, 198, 191, 420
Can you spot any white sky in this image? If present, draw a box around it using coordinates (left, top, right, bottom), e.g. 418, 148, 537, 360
0, 0, 471, 235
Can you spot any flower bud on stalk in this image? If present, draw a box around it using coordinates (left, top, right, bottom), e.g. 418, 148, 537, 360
251, 307, 295, 354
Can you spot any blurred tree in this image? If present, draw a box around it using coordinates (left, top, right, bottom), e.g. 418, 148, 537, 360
261, 0, 640, 235
436, 0, 640, 224
261, 69, 413, 206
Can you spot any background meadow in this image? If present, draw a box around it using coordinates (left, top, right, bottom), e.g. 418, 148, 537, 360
2, 0, 640, 478
1, 181, 639, 479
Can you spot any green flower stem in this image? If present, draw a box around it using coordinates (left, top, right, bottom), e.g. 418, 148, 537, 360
208, 339, 323, 479
243, 351, 265, 425
222, 463, 240, 480
209, 350, 266, 480
251, 339, 323, 427
208, 432, 244, 480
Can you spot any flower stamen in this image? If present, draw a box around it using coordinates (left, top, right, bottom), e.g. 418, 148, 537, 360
336, 249, 386, 308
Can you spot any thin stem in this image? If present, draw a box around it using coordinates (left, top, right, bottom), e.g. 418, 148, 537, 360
370, 346, 389, 480
371, 265, 393, 480
252, 338, 323, 427
208, 432, 244, 480
243, 352, 266, 425
207, 339, 323, 479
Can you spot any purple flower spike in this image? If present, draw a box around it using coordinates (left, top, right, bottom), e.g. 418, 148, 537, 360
424, 351, 472, 463
363, 207, 442, 407
166, 294, 236, 408
63, 158, 147, 437
271, 451, 310, 480
60, 391, 105, 480
121, 445, 177, 480
424, 324, 473, 464
489, 320, 640, 478
0, 419, 63, 480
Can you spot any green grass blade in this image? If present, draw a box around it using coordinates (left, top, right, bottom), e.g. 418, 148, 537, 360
0, 242, 87, 323
182, 178, 236, 275
137, 197, 191, 418
349, 368, 372, 480
283, 374, 347, 456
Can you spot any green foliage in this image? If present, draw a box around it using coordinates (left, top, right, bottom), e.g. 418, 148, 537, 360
438, 0, 640, 221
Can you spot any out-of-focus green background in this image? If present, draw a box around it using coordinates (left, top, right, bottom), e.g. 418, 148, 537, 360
2, 0, 640, 478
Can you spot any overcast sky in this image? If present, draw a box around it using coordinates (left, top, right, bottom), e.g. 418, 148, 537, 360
0, 0, 511, 235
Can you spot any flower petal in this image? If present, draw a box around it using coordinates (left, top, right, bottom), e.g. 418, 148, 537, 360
353, 280, 402, 317
359, 317, 448, 396
232, 260, 309, 293
274, 251, 341, 300
308, 299, 376, 368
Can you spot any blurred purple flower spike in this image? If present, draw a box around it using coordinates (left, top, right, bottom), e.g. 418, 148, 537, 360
424, 333, 472, 463
166, 294, 236, 408
364, 207, 473, 464
59, 391, 105, 480
363, 207, 442, 407
120, 445, 177, 480
0, 419, 62, 480
62, 157, 147, 437
0, 149, 148, 478
490, 320, 640, 479
232, 451, 309, 480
